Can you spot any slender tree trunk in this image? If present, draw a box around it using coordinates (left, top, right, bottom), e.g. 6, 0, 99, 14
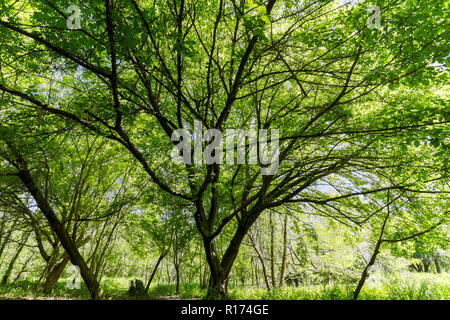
172, 233, 183, 295
0, 219, 18, 264
240, 266, 245, 286
175, 265, 180, 294
199, 264, 203, 287
200, 263, 208, 289
423, 259, 430, 273
248, 233, 271, 290
13, 253, 34, 283
279, 215, 288, 286
354, 204, 390, 300
166, 261, 171, 284
1, 231, 30, 285
145, 248, 169, 292
251, 258, 254, 287
434, 257, 441, 273
353, 240, 383, 299
254, 259, 260, 287
0, 215, 7, 258
269, 212, 276, 287
412, 263, 423, 272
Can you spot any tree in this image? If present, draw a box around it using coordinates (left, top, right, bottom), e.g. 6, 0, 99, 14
353, 188, 448, 299
0, 128, 140, 297
0, 0, 448, 299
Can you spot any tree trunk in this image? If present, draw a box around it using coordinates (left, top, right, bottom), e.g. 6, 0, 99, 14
43, 255, 70, 294
255, 261, 260, 287
199, 264, 203, 288
200, 263, 208, 289
279, 215, 288, 286
423, 259, 430, 273
204, 237, 231, 300
166, 261, 171, 284
36, 235, 89, 294
145, 248, 169, 292
411, 263, 422, 272
251, 258, 255, 286
204, 220, 253, 299
1, 231, 30, 285
239, 266, 245, 286
33, 244, 61, 292
13, 253, 34, 283
0, 219, 18, 264
206, 268, 228, 300
175, 265, 180, 294
269, 212, 276, 287
0, 215, 7, 260
434, 256, 441, 273
354, 208, 390, 300
248, 233, 270, 290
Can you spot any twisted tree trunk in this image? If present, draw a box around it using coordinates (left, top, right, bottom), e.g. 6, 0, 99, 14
43, 255, 70, 294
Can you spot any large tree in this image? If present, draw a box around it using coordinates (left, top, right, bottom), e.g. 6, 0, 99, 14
0, 0, 448, 298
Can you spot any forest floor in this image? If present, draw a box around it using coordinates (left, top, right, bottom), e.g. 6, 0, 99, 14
0, 272, 448, 300
152, 294, 198, 300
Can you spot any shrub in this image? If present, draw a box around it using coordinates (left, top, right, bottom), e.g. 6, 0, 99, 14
127, 279, 147, 297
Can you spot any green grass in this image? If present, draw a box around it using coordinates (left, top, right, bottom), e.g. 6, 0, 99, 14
361, 272, 450, 300
227, 284, 352, 300
147, 282, 205, 299
0, 278, 91, 300
0, 272, 448, 300
228, 273, 449, 300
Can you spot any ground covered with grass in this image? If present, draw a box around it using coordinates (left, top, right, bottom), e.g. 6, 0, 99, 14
0, 272, 448, 300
